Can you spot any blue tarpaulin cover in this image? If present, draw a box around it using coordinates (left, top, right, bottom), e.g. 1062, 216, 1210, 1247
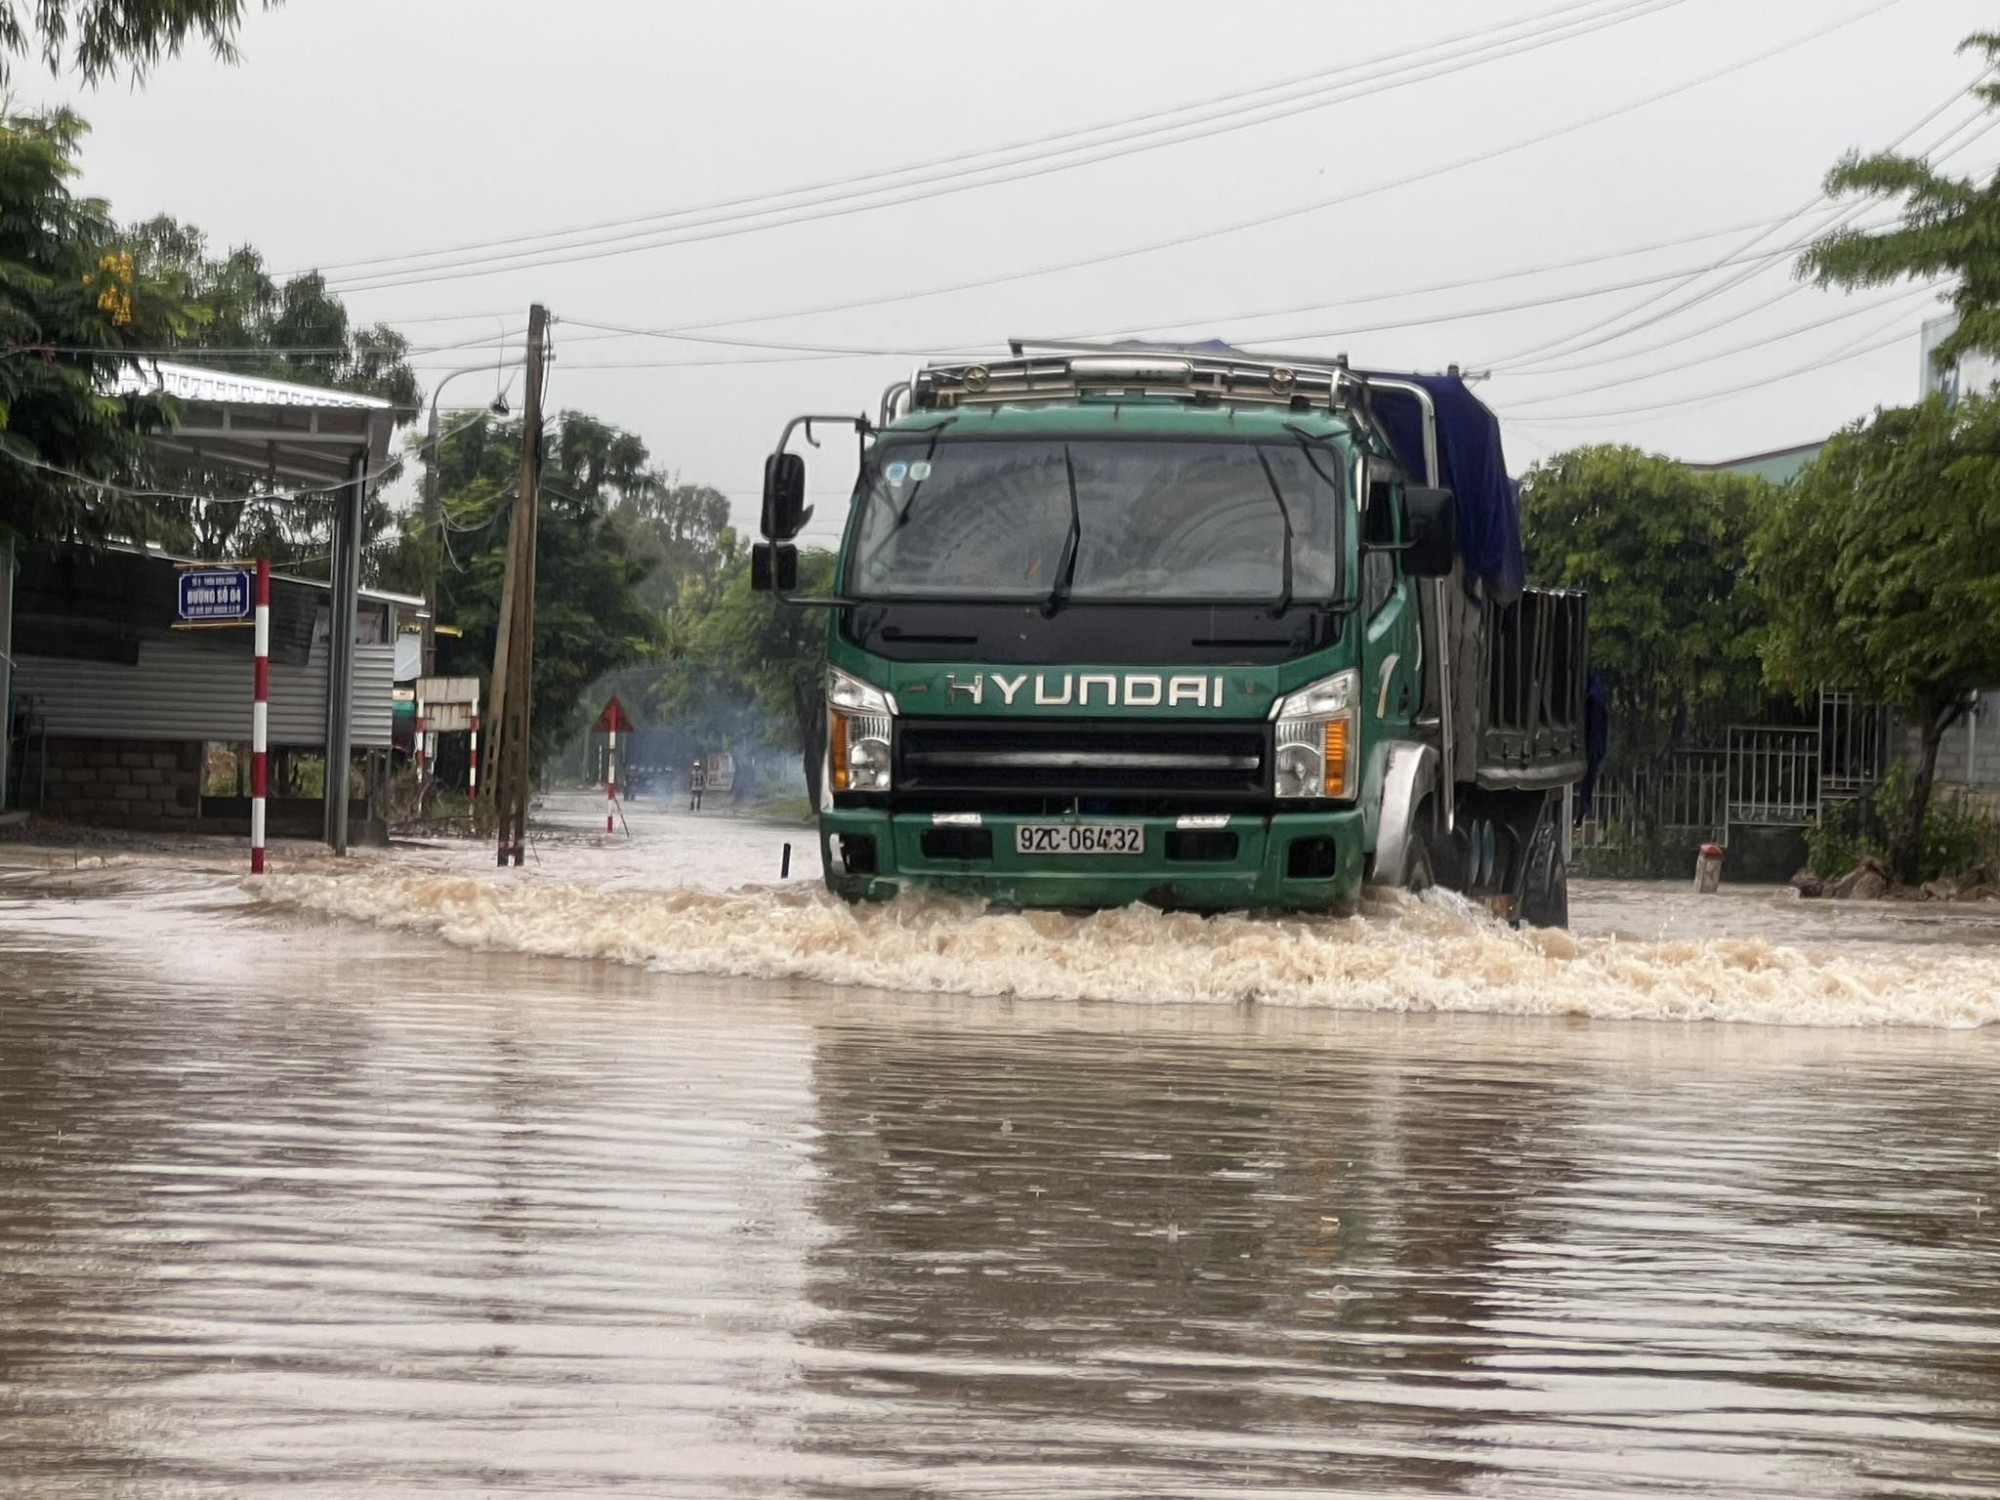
1357, 369, 1525, 604
1121, 341, 1525, 602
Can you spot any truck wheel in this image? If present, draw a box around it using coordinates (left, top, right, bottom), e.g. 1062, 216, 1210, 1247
1404, 801, 1437, 894
1518, 820, 1569, 929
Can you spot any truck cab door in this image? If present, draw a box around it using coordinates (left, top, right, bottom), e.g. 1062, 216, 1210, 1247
1360, 479, 1420, 742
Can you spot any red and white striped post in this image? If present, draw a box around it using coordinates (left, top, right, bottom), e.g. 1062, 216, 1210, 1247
467, 682, 480, 803
605, 726, 618, 833
250, 557, 270, 875
414, 685, 427, 784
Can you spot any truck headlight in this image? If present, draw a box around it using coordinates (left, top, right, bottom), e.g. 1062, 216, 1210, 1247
1271, 668, 1357, 800
828, 667, 896, 793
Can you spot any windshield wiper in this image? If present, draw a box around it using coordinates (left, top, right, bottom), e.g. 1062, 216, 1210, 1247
1255, 446, 1294, 619
1042, 445, 1082, 617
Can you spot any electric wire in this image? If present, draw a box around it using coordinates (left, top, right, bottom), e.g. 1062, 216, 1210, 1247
0, 409, 492, 506
546, 212, 1852, 360
1478, 69, 1991, 370
532, 229, 1904, 370
5, 324, 524, 362
1501, 310, 1919, 424
323, 1, 1894, 304
1498, 277, 1946, 409
310, 0, 1673, 287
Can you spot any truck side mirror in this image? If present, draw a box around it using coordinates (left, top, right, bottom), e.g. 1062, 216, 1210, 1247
761, 452, 811, 540
1402, 487, 1458, 578
751, 541, 798, 593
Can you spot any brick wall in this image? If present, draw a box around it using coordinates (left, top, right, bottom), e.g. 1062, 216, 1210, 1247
42, 737, 200, 830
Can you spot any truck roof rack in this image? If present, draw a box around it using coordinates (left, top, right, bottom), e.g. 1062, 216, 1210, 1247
905, 338, 1366, 416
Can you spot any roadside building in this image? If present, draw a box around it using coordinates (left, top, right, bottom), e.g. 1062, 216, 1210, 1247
1686, 438, 1825, 485
0, 359, 401, 847
1671, 314, 2000, 819
5, 541, 415, 839
1920, 311, 2000, 401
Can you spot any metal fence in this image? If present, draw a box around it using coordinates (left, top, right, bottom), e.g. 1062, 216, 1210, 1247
1819, 690, 1893, 800
1576, 750, 1726, 850
1577, 693, 1897, 851
1726, 725, 1820, 830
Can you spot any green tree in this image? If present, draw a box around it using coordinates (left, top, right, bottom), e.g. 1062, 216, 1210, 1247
645, 546, 832, 801
1756, 394, 2000, 884
419, 412, 662, 773
0, 109, 200, 546
1798, 30, 2000, 372
0, 0, 270, 86
119, 215, 422, 567
125, 216, 419, 410
1518, 445, 1775, 793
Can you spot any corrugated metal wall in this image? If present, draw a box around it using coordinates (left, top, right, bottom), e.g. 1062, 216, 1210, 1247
13, 638, 394, 748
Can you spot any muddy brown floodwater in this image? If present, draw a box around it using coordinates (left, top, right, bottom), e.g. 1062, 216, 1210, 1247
4, 792, 2000, 1497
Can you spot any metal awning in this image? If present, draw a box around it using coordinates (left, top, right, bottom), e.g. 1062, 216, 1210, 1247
112, 360, 397, 488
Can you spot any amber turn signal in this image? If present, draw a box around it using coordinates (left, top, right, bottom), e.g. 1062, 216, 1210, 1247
1323, 717, 1348, 798
829, 710, 851, 793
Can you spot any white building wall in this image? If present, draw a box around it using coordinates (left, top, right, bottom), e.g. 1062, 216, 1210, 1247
12, 637, 394, 749
1920, 312, 2000, 402
1924, 692, 2000, 789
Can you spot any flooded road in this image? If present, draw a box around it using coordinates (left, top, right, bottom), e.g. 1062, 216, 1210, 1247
4, 795, 2000, 1496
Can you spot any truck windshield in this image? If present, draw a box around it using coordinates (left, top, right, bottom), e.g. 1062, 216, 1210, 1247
845, 437, 1344, 603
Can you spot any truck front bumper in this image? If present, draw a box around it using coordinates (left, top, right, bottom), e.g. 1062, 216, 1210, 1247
817, 809, 1367, 912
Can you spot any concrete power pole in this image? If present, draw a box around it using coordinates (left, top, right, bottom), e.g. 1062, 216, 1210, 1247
491, 302, 547, 867
420, 401, 442, 683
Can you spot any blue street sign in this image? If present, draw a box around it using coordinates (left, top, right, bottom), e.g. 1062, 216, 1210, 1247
178, 567, 253, 623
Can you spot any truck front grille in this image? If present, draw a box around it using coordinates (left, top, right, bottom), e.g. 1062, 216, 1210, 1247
895, 718, 1269, 808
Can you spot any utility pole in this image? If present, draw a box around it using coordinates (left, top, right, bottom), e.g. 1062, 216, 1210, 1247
420, 399, 442, 682
491, 302, 547, 867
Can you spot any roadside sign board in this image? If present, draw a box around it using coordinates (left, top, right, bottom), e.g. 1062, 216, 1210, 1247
177, 567, 253, 623
593, 695, 636, 734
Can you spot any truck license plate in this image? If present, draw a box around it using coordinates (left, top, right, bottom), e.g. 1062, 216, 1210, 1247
1015, 823, 1145, 856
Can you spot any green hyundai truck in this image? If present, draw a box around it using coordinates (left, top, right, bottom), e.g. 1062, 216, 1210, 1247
751, 341, 1587, 925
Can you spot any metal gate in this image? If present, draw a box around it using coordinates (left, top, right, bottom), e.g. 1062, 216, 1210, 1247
1818, 689, 1893, 801
1724, 725, 1820, 842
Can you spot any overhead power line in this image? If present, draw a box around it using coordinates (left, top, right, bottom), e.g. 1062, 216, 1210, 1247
476, 0, 1904, 346
1478, 66, 1990, 370
1497, 277, 1945, 409
1501, 315, 1917, 424
0, 408, 493, 507
545, 210, 1821, 360
311, 0, 1674, 288
536, 224, 1902, 371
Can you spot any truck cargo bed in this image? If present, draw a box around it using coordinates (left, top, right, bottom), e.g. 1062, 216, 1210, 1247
1475, 588, 1588, 789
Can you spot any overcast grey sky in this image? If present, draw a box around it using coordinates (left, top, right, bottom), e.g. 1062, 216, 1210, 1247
46, 0, 1994, 541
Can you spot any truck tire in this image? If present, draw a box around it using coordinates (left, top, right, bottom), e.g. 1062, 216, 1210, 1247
1404, 801, 1437, 894
1517, 819, 1569, 929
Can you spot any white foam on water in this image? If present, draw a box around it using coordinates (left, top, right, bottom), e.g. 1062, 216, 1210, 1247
250, 870, 2000, 1029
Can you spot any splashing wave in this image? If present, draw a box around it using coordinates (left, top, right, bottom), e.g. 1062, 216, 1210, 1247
250, 870, 2000, 1028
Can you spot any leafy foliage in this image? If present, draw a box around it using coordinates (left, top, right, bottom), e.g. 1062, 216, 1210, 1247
412, 413, 739, 774
1756, 394, 2000, 881
1518, 444, 1776, 778
125, 215, 419, 410
0, 0, 269, 86
1797, 31, 2000, 371
112, 215, 423, 565
0, 109, 200, 545
651, 548, 833, 756
1807, 767, 1999, 883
